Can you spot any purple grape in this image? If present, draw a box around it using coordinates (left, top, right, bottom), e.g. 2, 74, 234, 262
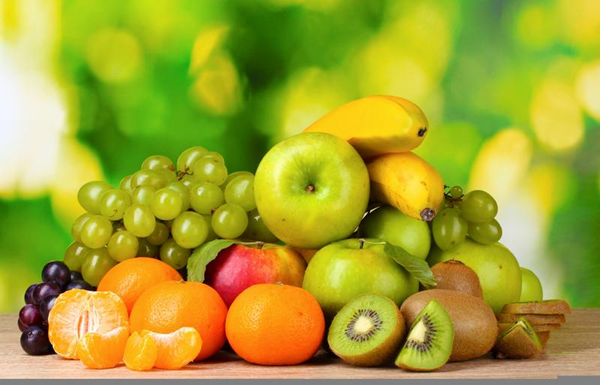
18, 318, 27, 332
65, 280, 94, 291
70, 271, 83, 282
24, 284, 38, 305
32, 282, 61, 305
39, 295, 58, 323
19, 305, 43, 328
42, 261, 71, 289
20, 326, 53, 355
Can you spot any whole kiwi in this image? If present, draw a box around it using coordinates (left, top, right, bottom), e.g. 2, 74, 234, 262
430, 260, 483, 298
400, 289, 497, 362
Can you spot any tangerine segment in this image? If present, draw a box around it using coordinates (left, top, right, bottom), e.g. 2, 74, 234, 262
142, 328, 202, 370
124, 331, 157, 371
48, 289, 129, 359
77, 326, 129, 369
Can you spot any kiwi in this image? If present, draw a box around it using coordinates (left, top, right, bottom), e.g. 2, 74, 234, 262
493, 317, 543, 359
401, 289, 497, 361
501, 300, 571, 315
497, 313, 566, 325
498, 322, 560, 333
429, 260, 483, 298
327, 294, 406, 367
395, 300, 454, 372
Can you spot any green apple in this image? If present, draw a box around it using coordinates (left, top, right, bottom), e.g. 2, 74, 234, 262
360, 205, 431, 260
520, 267, 543, 302
302, 238, 418, 320
254, 132, 370, 249
427, 238, 521, 313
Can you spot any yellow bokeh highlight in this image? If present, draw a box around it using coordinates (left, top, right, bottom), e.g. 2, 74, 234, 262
50, 138, 105, 229
86, 28, 143, 83
576, 61, 600, 120
190, 25, 230, 75
191, 52, 243, 115
531, 78, 584, 152
558, 0, 600, 50
469, 128, 533, 204
514, 3, 556, 49
526, 163, 574, 217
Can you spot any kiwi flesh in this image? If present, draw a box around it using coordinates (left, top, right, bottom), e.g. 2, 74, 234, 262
494, 318, 543, 359
430, 260, 483, 299
395, 300, 454, 372
328, 294, 406, 367
497, 313, 566, 325
501, 300, 571, 315
498, 322, 560, 334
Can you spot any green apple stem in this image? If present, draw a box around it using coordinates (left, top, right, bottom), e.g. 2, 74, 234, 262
359, 238, 365, 249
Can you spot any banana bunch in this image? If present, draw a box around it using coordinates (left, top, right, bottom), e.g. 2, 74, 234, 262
303, 95, 444, 221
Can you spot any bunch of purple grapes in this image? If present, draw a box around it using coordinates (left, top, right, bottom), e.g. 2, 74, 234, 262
19, 261, 95, 355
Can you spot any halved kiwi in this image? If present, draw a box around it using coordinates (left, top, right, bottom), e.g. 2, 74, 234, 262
494, 317, 543, 359
395, 300, 454, 372
327, 294, 406, 367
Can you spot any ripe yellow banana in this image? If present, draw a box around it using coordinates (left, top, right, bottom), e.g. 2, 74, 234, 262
303, 95, 429, 158
367, 152, 445, 221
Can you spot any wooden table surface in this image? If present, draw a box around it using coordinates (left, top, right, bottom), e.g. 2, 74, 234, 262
1, 310, 599, 379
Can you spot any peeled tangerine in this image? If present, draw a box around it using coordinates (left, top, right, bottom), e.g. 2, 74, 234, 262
48, 289, 129, 360
304, 95, 429, 158
124, 328, 202, 371
78, 327, 129, 369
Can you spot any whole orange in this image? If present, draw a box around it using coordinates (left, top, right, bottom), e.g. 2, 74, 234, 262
226, 283, 325, 365
98, 257, 182, 313
129, 281, 227, 361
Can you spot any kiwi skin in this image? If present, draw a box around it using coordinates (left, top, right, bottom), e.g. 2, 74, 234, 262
328, 295, 406, 367
429, 260, 483, 299
401, 289, 497, 362
494, 318, 543, 359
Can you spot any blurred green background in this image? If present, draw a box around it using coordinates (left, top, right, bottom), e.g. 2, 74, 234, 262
1, 0, 599, 312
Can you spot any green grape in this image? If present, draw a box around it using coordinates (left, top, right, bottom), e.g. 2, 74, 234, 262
202, 151, 225, 164
99, 189, 131, 220
171, 212, 208, 249
123, 204, 156, 237
160, 238, 191, 270
156, 169, 177, 184
243, 209, 279, 243
63, 242, 90, 272
203, 215, 218, 242
180, 175, 199, 189
130, 170, 168, 190
211, 203, 248, 239
81, 248, 117, 287
432, 208, 468, 251
71, 213, 93, 242
147, 222, 170, 246
189, 182, 224, 215
137, 238, 160, 258
80, 215, 113, 249
221, 171, 253, 190
166, 181, 190, 211
142, 155, 174, 171
119, 175, 133, 194
151, 188, 183, 220
131, 185, 156, 206
113, 221, 126, 233
224, 174, 256, 211
449, 185, 463, 199
193, 157, 228, 185
177, 146, 207, 173
460, 190, 498, 223
107, 231, 139, 262
77, 181, 112, 214
468, 219, 502, 245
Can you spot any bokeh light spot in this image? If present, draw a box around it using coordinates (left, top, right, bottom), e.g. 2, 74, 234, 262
86, 28, 143, 83
190, 25, 229, 74
576, 61, 600, 120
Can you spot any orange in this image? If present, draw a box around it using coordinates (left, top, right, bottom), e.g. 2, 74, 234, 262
124, 332, 157, 371
225, 283, 325, 365
97, 257, 182, 313
77, 326, 129, 369
48, 289, 129, 359
129, 281, 227, 361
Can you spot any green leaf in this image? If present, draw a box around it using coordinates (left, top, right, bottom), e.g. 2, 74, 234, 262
384, 242, 437, 288
187, 239, 236, 283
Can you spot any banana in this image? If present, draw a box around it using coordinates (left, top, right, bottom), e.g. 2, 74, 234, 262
303, 95, 429, 158
367, 152, 445, 221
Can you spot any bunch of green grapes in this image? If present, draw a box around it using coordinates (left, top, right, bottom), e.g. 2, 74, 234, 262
431, 186, 502, 251
63, 146, 278, 286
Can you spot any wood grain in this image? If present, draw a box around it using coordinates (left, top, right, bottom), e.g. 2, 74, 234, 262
1, 310, 599, 379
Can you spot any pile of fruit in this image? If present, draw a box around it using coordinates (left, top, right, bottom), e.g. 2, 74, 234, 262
17, 95, 568, 372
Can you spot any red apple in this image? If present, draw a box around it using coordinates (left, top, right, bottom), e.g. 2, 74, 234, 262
204, 243, 306, 307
